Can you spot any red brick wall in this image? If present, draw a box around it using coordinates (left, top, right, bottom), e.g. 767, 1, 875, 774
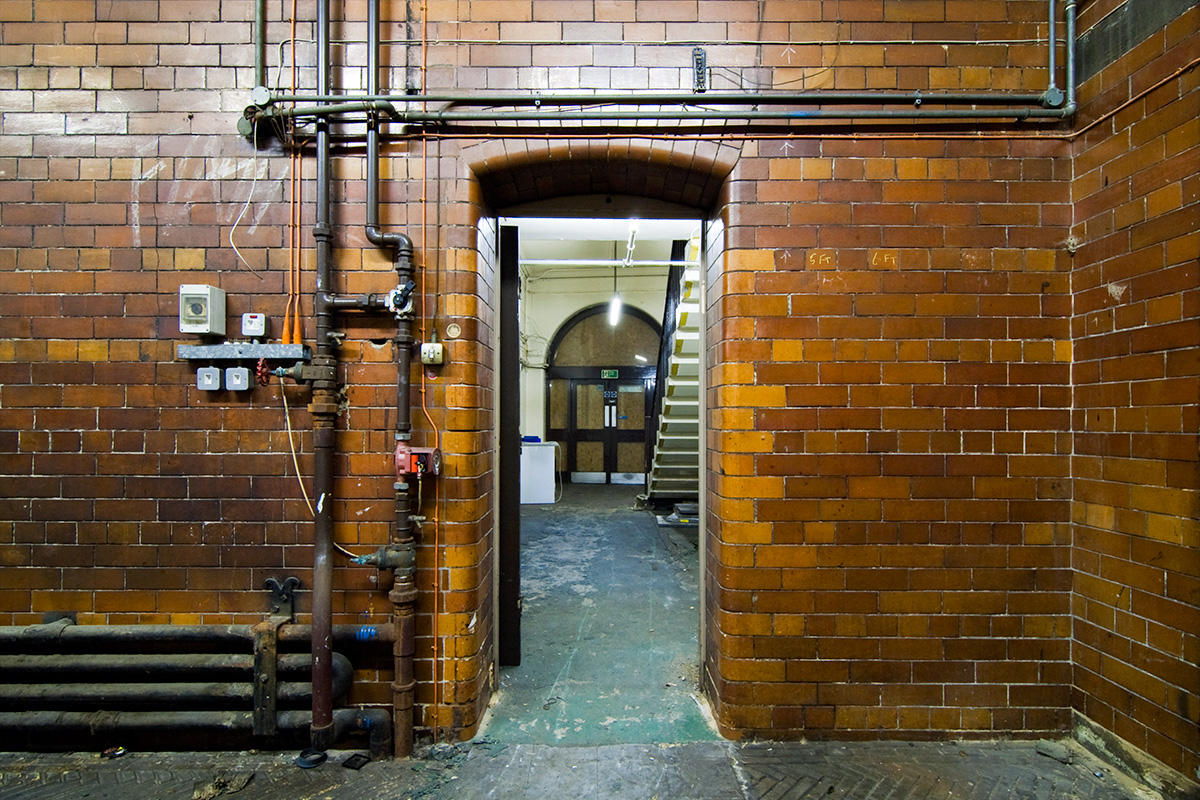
1069, 3, 1200, 779
0, 0, 1196, 770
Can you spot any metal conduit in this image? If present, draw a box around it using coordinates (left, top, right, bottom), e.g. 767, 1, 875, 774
250, 0, 1077, 125
272, 90, 1052, 106
272, 105, 1073, 123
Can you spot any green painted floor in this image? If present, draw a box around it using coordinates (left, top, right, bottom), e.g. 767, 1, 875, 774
479, 484, 718, 745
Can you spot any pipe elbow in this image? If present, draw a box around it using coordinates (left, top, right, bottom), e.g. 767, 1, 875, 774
333, 707, 393, 760
365, 226, 414, 259
332, 651, 354, 701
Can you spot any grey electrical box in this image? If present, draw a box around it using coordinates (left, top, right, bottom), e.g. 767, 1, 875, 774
225, 366, 251, 391
179, 284, 226, 336
197, 367, 222, 391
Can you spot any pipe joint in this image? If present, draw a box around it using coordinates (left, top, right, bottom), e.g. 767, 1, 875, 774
1041, 86, 1065, 108
387, 280, 417, 319
274, 359, 336, 385
366, 227, 414, 257
352, 543, 416, 575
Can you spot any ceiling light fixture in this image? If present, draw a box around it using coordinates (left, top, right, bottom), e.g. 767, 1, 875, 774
609, 263, 622, 326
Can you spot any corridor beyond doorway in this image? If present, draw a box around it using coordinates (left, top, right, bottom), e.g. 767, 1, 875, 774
481, 484, 715, 745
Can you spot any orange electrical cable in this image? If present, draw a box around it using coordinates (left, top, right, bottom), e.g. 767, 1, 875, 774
290, 1, 303, 346
416, 0, 444, 745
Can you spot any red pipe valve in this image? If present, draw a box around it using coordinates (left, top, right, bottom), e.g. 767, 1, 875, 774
394, 442, 440, 479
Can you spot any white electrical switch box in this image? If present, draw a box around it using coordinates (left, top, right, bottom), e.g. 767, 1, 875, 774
241, 313, 267, 338
179, 284, 226, 336
225, 366, 251, 391
197, 367, 222, 391
420, 342, 446, 365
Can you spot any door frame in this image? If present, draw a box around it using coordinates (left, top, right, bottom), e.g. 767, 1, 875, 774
492, 217, 712, 682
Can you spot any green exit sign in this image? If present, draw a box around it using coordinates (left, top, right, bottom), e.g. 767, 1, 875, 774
601, 369, 618, 379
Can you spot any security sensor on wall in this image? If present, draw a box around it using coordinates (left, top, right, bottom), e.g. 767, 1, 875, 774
179, 284, 226, 336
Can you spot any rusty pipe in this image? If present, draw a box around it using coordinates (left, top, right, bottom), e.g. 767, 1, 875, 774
307, 0, 338, 755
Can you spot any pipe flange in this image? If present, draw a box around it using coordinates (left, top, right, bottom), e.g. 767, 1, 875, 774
1042, 86, 1065, 108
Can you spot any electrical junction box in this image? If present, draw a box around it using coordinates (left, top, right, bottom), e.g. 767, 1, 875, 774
179, 284, 226, 336
420, 342, 445, 365
225, 366, 251, 391
197, 367, 222, 391
241, 313, 267, 338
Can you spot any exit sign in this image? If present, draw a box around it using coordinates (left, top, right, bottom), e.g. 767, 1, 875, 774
601, 369, 618, 379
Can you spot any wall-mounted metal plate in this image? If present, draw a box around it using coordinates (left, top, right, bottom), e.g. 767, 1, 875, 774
177, 343, 311, 362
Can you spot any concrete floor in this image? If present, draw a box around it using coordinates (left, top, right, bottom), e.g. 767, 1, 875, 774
479, 483, 715, 744
0, 740, 1152, 799
0, 485, 1162, 799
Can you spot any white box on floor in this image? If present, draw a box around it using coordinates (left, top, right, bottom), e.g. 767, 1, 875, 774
520, 442, 556, 504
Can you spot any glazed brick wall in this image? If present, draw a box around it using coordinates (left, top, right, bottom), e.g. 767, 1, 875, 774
705, 136, 1075, 740
0, 0, 496, 735
0, 0, 1195, 768
1069, 4, 1200, 779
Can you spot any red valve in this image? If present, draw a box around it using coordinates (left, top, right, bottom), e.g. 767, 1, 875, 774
394, 442, 440, 479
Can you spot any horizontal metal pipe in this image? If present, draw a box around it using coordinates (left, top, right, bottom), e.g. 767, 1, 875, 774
268, 100, 397, 119
0, 623, 395, 647
522, 259, 698, 268
1, 653, 351, 704
0, 653, 315, 675
0, 708, 393, 759
268, 105, 1069, 125
0, 681, 328, 706
271, 90, 1049, 107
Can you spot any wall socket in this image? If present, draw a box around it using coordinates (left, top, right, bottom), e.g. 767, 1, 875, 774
225, 367, 251, 391
197, 367, 221, 391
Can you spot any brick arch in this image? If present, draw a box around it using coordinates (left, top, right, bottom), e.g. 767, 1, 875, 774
461, 137, 741, 210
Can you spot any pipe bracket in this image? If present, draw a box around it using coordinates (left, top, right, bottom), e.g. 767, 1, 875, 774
252, 616, 288, 736
264, 576, 301, 619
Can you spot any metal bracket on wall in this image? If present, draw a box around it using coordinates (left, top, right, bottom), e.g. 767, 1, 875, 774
253, 577, 300, 736
176, 343, 311, 362
264, 576, 301, 619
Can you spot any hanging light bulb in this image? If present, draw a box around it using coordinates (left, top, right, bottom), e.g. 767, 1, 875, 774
609, 262, 622, 326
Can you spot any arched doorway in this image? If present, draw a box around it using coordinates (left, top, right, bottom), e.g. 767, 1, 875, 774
545, 305, 661, 485
464, 138, 738, 716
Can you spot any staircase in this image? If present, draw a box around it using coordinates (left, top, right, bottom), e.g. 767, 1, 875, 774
646, 240, 701, 501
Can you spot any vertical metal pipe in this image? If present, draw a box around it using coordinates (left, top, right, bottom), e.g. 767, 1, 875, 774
254, 0, 267, 88
309, 0, 336, 754
366, 0, 417, 757
1047, 0, 1058, 91
1064, 0, 1077, 112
